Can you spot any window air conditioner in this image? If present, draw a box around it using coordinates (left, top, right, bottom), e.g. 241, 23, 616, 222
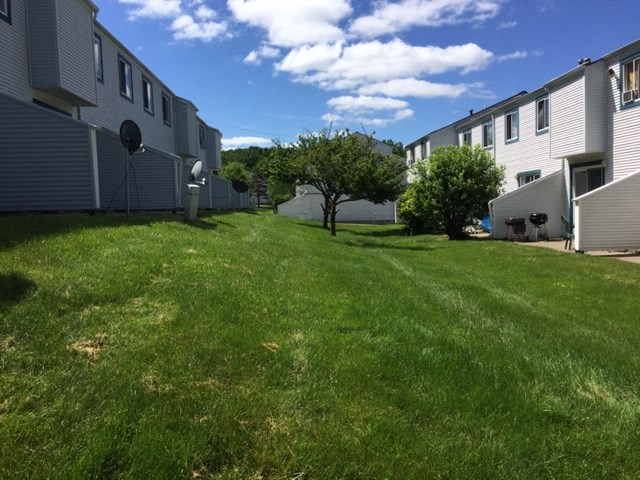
622, 89, 639, 104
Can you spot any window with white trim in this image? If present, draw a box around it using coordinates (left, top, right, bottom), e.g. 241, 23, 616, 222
142, 76, 154, 114
505, 109, 519, 143
118, 55, 133, 101
536, 96, 549, 133
462, 130, 471, 145
94, 34, 103, 82
420, 141, 427, 159
482, 120, 493, 148
517, 170, 540, 187
0, 0, 11, 24
161, 93, 171, 126
621, 55, 640, 107
407, 149, 415, 165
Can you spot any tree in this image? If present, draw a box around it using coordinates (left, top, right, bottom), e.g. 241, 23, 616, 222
268, 129, 406, 236
398, 144, 504, 240
382, 138, 405, 157
218, 161, 251, 189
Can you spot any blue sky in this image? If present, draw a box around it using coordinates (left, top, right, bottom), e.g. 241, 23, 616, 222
96, 0, 640, 149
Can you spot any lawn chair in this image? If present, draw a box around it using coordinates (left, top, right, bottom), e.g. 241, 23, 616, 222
561, 215, 574, 250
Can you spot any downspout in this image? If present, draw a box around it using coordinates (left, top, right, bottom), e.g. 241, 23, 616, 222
173, 97, 183, 209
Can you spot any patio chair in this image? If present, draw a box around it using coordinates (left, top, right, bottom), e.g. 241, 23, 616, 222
561, 215, 574, 250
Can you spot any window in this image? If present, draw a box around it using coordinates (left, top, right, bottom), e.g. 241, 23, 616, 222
142, 76, 153, 114
536, 95, 549, 133
407, 149, 415, 165
94, 34, 103, 82
161, 93, 171, 126
462, 130, 471, 145
517, 170, 541, 187
482, 120, 493, 148
420, 141, 427, 159
118, 55, 133, 101
505, 109, 519, 143
199, 123, 206, 149
0, 0, 11, 24
621, 55, 640, 107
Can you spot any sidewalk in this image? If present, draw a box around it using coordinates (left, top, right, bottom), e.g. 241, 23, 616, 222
514, 238, 640, 264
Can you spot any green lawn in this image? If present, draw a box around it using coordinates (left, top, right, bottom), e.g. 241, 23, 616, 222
1, 210, 639, 479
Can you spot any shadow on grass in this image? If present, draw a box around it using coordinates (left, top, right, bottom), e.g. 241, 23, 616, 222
0, 209, 250, 249
0, 272, 37, 311
340, 238, 435, 252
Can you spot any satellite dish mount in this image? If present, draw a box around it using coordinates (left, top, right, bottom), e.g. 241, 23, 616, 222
119, 120, 143, 216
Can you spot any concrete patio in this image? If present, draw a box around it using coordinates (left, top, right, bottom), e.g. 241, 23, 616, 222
513, 238, 640, 264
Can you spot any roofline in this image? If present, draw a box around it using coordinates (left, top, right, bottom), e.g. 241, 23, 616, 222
454, 90, 528, 130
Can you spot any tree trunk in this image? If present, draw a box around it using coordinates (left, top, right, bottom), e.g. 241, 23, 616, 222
330, 201, 338, 236
321, 195, 330, 229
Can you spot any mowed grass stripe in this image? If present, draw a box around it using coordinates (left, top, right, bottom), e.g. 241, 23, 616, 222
1, 211, 639, 479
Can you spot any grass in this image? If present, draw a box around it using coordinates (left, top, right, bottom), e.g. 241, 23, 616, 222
1, 210, 639, 479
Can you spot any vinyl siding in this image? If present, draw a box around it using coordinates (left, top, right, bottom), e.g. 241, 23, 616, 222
27, 0, 97, 106
493, 98, 558, 193
80, 25, 176, 153
0, 0, 31, 100
549, 75, 586, 158
574, 169, 640, 251
0, 93, 95, 211
584, 63, 606, 153
175, 98, 199, 158
489, 169, 566, 239
205, 127, 222, 170
96, 129, 180, 211
607, 58, 640, 181
429, 126, 457, 151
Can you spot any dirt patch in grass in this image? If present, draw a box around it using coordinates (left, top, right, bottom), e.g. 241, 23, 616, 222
67, 333, 108, 359
1, 336, 16, 351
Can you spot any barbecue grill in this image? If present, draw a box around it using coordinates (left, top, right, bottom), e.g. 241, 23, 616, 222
529, 213, 549, 240
505, 217, 526, 240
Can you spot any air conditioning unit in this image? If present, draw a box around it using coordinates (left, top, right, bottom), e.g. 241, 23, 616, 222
622, 89, 639, 104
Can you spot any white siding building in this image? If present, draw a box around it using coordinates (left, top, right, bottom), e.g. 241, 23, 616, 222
405, 39, 640, 251
0, 0, 246, 212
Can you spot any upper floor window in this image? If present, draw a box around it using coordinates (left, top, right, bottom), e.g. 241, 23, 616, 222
482, 120, 493, 149
462, 130, 471, 145
517, 170, 541, 187
199, 123, 206, 149
407, 149, 415, 165
142, 76, 154, 114
536, 95, 549, 133
94, 34, 103, 82
118, 55, 133, 101
621, 56, 640, 107
505, 109, 519, 143
0, 0, 11, 24
420, 141, 427, 159
161, 93, 171, 126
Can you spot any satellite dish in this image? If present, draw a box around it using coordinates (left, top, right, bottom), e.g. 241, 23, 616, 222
119, 120, 142, 154
189, 160, 203, 181
232, 180, 249, 193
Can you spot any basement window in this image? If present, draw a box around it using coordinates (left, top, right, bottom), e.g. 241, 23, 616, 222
517, 170, 541, 187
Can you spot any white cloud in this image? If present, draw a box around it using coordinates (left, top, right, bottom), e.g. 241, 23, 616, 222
119, 0, 182, 19
275, 42, 343, 74
243, 44, 281, 65
222, 136, 274, 149
349, 0, 503, 38
277, 39, 493, 90
358, 78, 496, 99
195, 5, 216, 20
497, 50, 527, 62
498, 20, 517, 29
323, 95, 414, 127
227, 0, 352, 47
171, 14, 228, 41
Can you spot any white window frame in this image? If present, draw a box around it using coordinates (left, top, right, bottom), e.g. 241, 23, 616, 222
142, 76, 154, 115
536, 95, 549, 133
482, 120, 493, 149
462, 130, 471, 145
420, 141, 427, 159
161, 93, 171, 126
505, 109, 519, 143
621, 56, 640, 107
94, 34, 103, 82
118, 55, 133, 101
517, 170, 541, 187
0, 0, 11, 24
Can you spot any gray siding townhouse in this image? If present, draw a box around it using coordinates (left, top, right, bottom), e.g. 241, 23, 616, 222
0, 0, 247, 212
405, 39, 640, 251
